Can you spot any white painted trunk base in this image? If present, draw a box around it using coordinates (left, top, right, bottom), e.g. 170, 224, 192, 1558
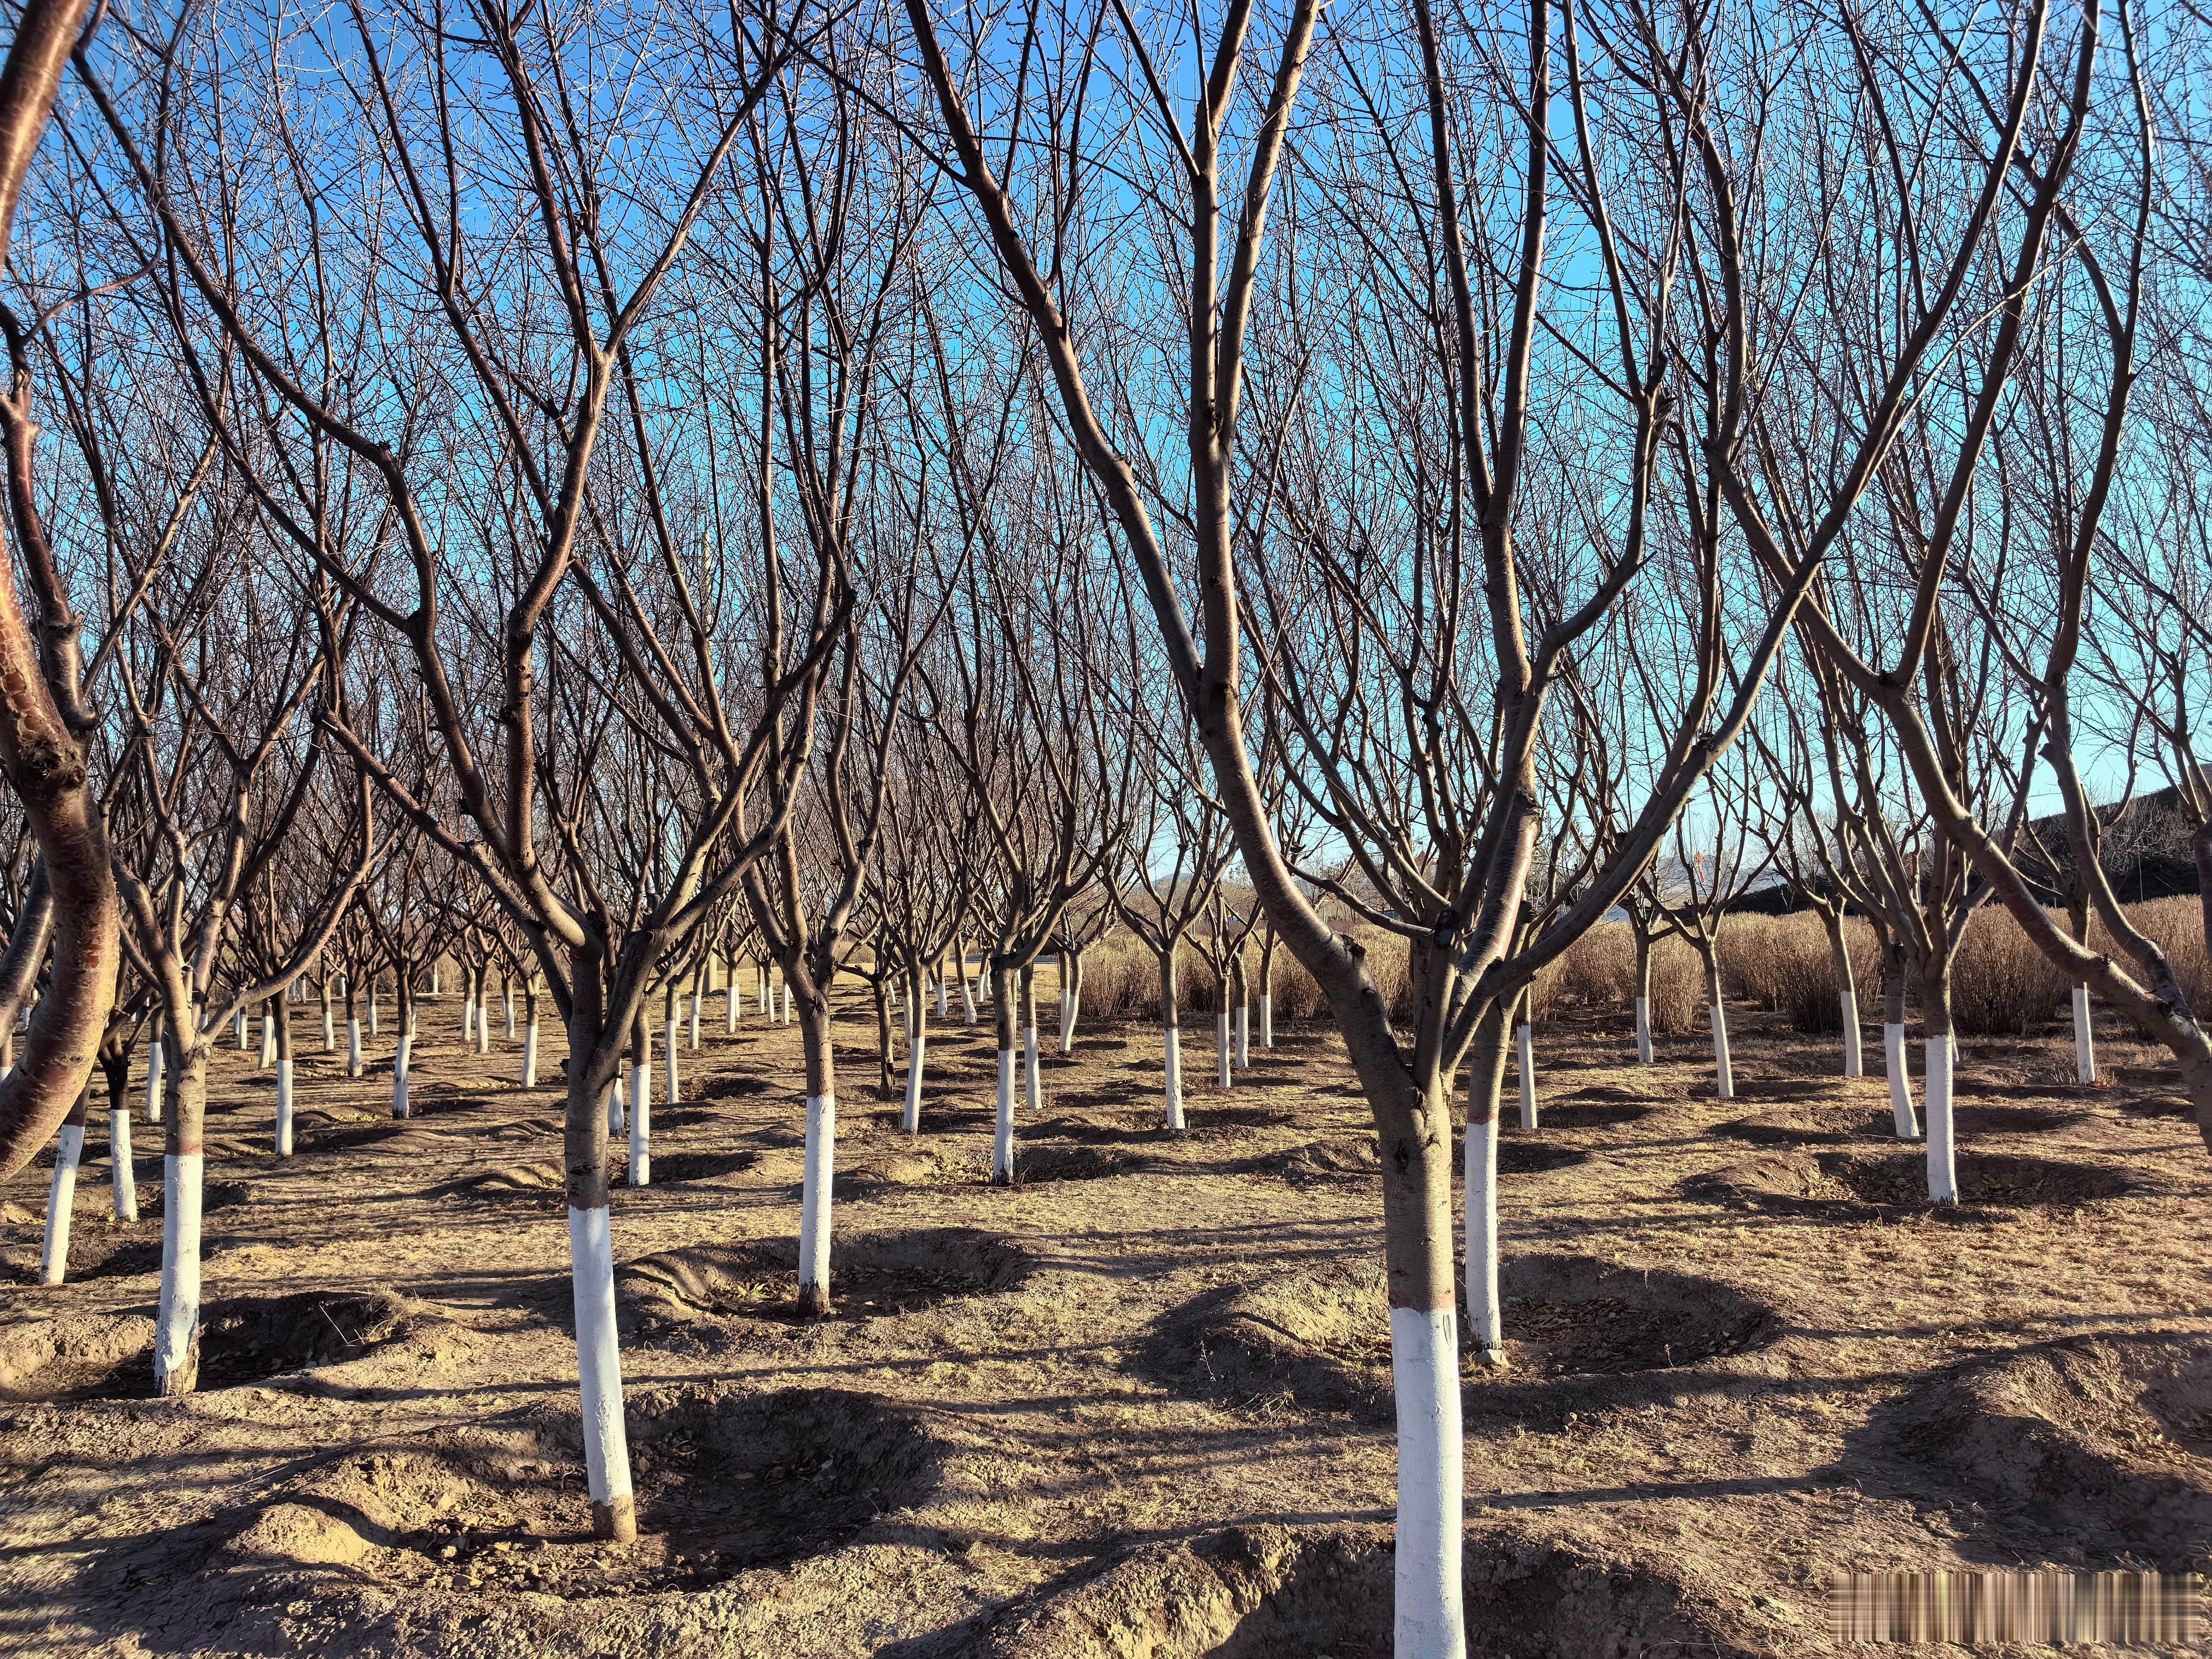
1164, 1027, 1184, 1130
367, 999, 378, 1036
1236, 1002, 1249, 1068
1842, 995, 1863, 1078
347, 1019, 363, 1078
1924, 1038, 1958, 1204
111, 1109, 137, 1222
726, 990, 739, 1034
1709, 1003, 1733, 1100
567, 1204, 635, 1536
1058, 988, 1076, 1054
1023, 1024, 1042, 1117
322, 1005, 335, 1051
664, 1028, 681, 1108
1515, 1023, 1536, 1130
504, 990, 516, 1037
961, 974, 977, 1027
393, 1035, 413, 1118
902, 1032, 928, 1133
1216, 1011, 1232, 1088
1884, 1023, 1919, 1137
799, 1094, 837, 1300
275, 1059, 294, 1156
1464, 1113, 1501, 1354
1390, 1305, 1467, 1659
936, 975, 948, 1020
1634, 996, 1653, 1064
628, 1062, 652, 1188
523, 1021, 540, 1088
235, 1009, 247, 1049
39, 1124, 82, 1285
259, 1016, 275, 1070
464, 997, 476, 1041
477, 1006, 490, 1055
689, 994, 701, 1049
781, 986, 792, 1024
156, 1151, 204, 1394
1260, 992, 1273, 1049
144, 1040, 164, 1123
2072, 986, 2097, 1083
993, 1050, 1016, 1183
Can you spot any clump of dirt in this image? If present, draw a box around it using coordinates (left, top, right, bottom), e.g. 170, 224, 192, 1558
1495, 1143, 1589, 1176
1826, 1150, 2135, 1208
213, 1386, 948, 1604
455, 1162, 565, 1199
1716, 1109, 1889, 1147
1522, 1101, 1652, 1131
973, 1522, 1761, 1658
1140, 1257, 1778, 1418
1682, 1154, 1858, 1214
1870, 1335, 2212, 1564
0, 1311, 157, 1400
622, 1227, 1034, 1331
1012, 1145, 1150, 1184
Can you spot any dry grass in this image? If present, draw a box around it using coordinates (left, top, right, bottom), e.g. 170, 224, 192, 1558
1949, 909, 2073, 1036
1720, 915, 1880, 1036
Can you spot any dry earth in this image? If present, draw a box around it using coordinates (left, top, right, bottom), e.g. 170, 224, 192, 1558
0, 982, 2206, 1657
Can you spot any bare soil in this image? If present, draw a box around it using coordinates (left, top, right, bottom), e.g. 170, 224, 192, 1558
1, 989, 2207, 1656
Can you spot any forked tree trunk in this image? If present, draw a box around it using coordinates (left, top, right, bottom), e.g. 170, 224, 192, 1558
155, 1040, 209, 1395
1463, 1002, 1510, 1360
1882, 956, 1918, 1137
796, 987, 837, 1314
991, 963, 1017, 1183
1159, 949, 1184, 1131
1921, 960, 1958, 1204
273, 997, 294, 1156
38, 1087, 86, 1284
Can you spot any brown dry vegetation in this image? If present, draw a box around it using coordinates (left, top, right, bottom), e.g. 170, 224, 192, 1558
0, 970, 2206, 1658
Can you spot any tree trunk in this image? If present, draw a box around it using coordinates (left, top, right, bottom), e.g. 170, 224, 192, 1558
1259, 941, 1275, 1048
873, 974, 894, 1096
258, 1000, 276, 1069
1633, 927, 1654, 1064
1021, 965, 1043, 1120
796, 987, 837, 1314
392, 980, 414, 1119
1060, 947, 1082, 1053
1921, 957, 1957, 1204
1233, 953, 1250, 1068
1702, 946, 1732, 1100
38, 1085, 85, 1284
1160, 948, 1184, 1131
902, 967, 928, 1134
463, 965, 477, 1042
320, 976, 335, 1051
344, 977, 361, 1078
523, 982, 541, 1088
628, 1011, 652, 1188
273, 995, 294, 1156
1514, 985, 1537, 1129
991, 962, 1017, 1183
960, 942, 979, 1026
688, 967, 702, 1049
155, 1038, 208, 1395
662, 982, 681, 1108
1463, 1001, 1510, 1359
561, 996, 633, 1543
1822, 909, 1862, 1078
1882, 950, 1918, 1137
144, 1017, 164, 1122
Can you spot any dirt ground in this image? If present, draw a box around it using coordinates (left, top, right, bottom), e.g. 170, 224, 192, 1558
0, 980, 2206, 1658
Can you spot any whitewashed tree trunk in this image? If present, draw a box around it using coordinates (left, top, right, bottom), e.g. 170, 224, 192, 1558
392, 1034, 413, 1118
902, 1027, 927, 1134
258, 1011, 275, 1068
993, 1048, 1016, 1184
664, 1016, 680, 1107
1514, 1021, 1536, 1129
936, 970, 949, 1021
322, 1001, 335, 1051
1164, 1025, 1184, 1130
1023, 1019, 1042, 1118
1216, 1008, 1231, 1088
2072, 985, 2096, 1083
1842, 994, 1863, 1078
1260, 990, 1273, 1049
522, 1018, 540, 1088
463, 994, 476, 1042
1464, 1049, 1503, 1360
367, 994, 378, 1036
154, 1148, 204, 1396
431, 965, 440, 995
961, 963, 978, 1026
689, 989, 702, 1049
110, 1106, 137, 1222
1885, 1023, 1918, 1137
1236, 1000, 1250, 1068
504, 983, 516, 1038
799, 1092, 837, 1310
1634, 995, 1653, 1064
275, 1057, 294, 1156
235, 1008, 247, 1049
1391, 1305, 1467, 1659
726, 981, 740, 1033
566, 1203, 635, 1540
39, 1120, 83, 1284
347, 1017, 362, 1078
628, 1063, 652, 1188
144, 1035, 164, 1123
1924, 1036, 1957, 1204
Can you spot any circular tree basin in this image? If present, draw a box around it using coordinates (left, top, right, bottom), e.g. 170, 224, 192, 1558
622, 1226, 1034, 1330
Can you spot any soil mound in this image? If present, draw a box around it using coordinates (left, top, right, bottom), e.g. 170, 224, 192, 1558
972, 1522, 1761, 1658
1495, 1142, 1589, 1176
622, 1226, 1034, 1330
0, 1290, 407, 1400
1521, 1101, 1652, 1130
1716, 1108, 1888, 1147
1232, 1136, 1380, 1186
1865, 1336, 2212, 1564
1948, 1103, 2088, 1135
1138, 1256, 1777, 1418
700, 1073, 773, 1100
637, 1150, 759, 1184
1, 1224, 162, 1285
1011, 1145, 1149, 1183
210, 1386, 949, 1605
1827, 1150, 2134, 1208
